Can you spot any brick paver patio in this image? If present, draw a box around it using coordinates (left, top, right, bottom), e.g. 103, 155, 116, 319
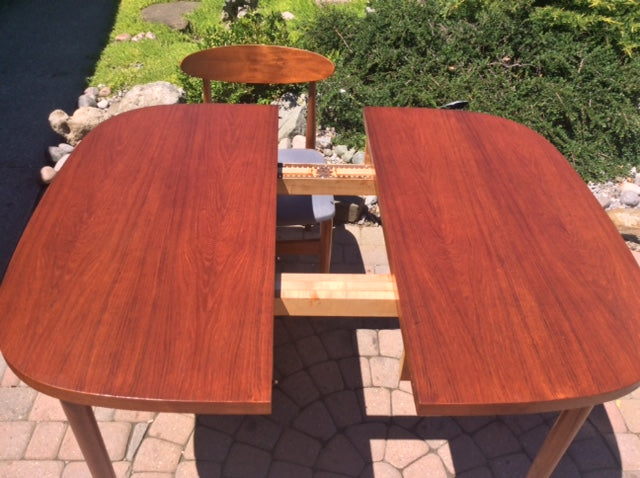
1, 223, 640, 477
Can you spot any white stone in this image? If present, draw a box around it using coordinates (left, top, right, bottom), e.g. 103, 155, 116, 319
40, 166, 56, 184
621, 181, 640, 194
54, 154, 70, 172
111, 81, 184, 115
291, 135, 306, 149
48, 109, 70, 137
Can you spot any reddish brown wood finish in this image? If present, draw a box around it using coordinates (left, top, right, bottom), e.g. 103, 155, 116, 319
364, 107, 640, 416
180, 44, 335, 86
0, 104, 278, 414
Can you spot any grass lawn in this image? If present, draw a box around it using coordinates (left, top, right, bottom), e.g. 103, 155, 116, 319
90, 0, 366, 92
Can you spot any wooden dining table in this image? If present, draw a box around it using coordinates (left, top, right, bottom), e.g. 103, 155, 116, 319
1, 103, 639, 478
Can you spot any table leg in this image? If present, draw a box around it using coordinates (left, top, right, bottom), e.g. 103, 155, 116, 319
526, 405, 593, 478
60, 400, 116, 478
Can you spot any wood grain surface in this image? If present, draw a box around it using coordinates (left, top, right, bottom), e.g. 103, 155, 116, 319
180, 44, 335, 85
0, 104, 278, 413
364, 107, 640, 415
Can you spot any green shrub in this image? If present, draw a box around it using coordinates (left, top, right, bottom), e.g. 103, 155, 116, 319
301, 0, 640, 181
179, 10, 300, 104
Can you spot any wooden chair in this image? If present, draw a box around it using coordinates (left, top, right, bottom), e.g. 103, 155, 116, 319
181, 44, 336, 272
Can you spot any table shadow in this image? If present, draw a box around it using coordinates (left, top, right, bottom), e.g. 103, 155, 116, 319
195, 223, 622, 476
193, 319, 622, 477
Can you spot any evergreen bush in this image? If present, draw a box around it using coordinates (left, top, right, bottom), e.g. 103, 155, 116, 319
300, 0, 640, 181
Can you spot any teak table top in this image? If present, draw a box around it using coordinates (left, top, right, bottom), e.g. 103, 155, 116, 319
364, 106, 640, 416
0, 104, 278, 414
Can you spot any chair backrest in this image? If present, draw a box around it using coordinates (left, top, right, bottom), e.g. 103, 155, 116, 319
180, 45, 335, 149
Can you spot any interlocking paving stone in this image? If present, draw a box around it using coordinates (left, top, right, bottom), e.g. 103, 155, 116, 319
148, 413, 194, 445
0, 420, 35, 459
25, 421, 66, 459
282, 317, 315, 340
390, 389, 417, 416
58, 421, 131, 461
551, 456, 581, 478
0, 386, 37, 420
274, 343, 304, 376
435, 442, 456, 474
127, 422, 151, 461
369, 356, 400, 389
457, 415, 497, 434
269, 388, 300, 426
325, 390, 362, 428
296, 335, 329, 366
1, 363, 21, 387
355, 329, 379, 356
608, 433, 640, 470
489, 452, 535, 478
235, 415, 282, 451
274, 429, 322, 467
414, 416, 463, 441
61, 460, 92, 478
268, 461, 313, 478
223, 443, 271, 478
0, 460, 64, 477
29, 393, 67, 421
185, 424, 233, 462
113, 409, 157, 422
404, 453, 448, 478
384, 425, 430, 468
62, 460, 130, 477
132, 438, 182, 472
600, 401, 629, 433
620, 398, 640, 433
94, 406, 116, 421
319, 329, 355, 360
175, 461, 221, 478
361, 387, 391, 417
364, 461, 402, 477
448, 434, 489, 473
339, 356, 371, 389
569, 436, 618, 471
293, 401, 337, 440
344, 422, 388, 462
308, 361, 345, 395
197, 414, 243, 435
278, 370, 321, 407
378, 329, 403, 358
316, 434, 366, 476
473, 420, 522, 458
499, 413, 546, 435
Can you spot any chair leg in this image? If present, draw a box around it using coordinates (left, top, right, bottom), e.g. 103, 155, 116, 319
319, 218, 333, 273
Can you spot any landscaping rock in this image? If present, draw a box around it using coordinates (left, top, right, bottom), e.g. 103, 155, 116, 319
78, 93, 97, 108
621, 190, 640, 207
65, 107, 112, 145
110, 81, 185, 115
141, 2, 201, 31
607, 208, 640, 237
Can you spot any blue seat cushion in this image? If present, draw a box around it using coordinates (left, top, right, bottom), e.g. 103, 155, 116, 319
277, 149, 335, 225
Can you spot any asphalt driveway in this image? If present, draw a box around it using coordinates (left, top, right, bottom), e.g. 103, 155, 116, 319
0, 0, 116, 279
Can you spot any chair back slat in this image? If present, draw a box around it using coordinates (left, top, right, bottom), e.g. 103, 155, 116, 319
180, 45, 335, 84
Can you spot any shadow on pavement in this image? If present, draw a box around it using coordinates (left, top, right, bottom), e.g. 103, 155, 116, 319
0, 0, 117, 280
193, 254, 622, 477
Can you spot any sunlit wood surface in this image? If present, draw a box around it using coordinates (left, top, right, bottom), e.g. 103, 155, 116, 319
0, 104, 278, 414
365, 106, 640, 416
